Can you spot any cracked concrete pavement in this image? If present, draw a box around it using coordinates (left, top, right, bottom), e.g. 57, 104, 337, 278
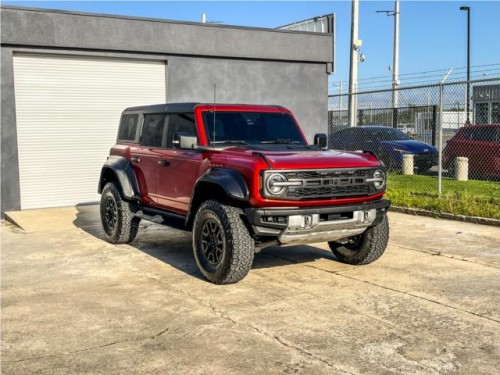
1, 206, 499, 374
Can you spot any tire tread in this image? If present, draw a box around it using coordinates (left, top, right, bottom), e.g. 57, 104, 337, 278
101, 183, 140, 244
193, 200, 254, 284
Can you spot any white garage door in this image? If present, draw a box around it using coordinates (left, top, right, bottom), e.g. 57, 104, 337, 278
13, 53, 167, 209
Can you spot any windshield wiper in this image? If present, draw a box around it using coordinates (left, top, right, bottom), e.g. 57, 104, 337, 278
260, 139, 300, 144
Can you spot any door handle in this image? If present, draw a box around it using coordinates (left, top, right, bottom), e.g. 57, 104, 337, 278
131, 157, 141, 163
157, 160, 170, 167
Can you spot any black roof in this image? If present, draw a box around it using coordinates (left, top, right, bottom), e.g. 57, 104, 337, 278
124, 102, 199, 114
123, 102, 286, 114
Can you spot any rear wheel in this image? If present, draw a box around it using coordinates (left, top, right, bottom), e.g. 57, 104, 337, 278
100, 182, 140, 244
328, 215, 389, 265
193, 200, 254, 284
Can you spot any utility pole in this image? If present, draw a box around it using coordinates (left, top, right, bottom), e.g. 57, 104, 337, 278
460, 6, 471, 124
339, 81, 343, 112
392, 0, 400, 108
348, 0, 360, 127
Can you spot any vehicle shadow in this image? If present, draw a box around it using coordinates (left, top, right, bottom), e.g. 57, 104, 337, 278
73, 204, 336, 281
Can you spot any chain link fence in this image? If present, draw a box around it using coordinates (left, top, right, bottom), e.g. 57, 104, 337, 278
327, 78, 500, 219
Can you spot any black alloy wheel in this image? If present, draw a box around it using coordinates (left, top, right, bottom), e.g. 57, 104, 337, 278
200, 218, 225, 265
103, 196, 118, 234
338, 234, 363, 250
100, 182, 140, 244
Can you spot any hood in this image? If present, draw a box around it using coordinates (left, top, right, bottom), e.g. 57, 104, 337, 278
380, 140, 437, 154
251, 149, 382, 169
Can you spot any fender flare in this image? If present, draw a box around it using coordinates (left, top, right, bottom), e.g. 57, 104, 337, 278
186, 168, 249, 226
194, 168, 249, 201
98, 156, 140, 200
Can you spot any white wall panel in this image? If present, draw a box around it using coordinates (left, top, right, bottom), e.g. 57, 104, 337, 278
13, 53, 166, 209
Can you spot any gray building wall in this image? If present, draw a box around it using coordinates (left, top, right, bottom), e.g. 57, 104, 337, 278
1, 6, 333, 212
167, 56, 327, 140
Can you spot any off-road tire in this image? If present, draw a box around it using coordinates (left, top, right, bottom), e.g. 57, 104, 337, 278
193, 200, 254, 284
328, 215, 389, 265
100, 182, 140, 244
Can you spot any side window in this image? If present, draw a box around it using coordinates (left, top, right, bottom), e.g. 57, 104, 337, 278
117, 114, 139, 142
165, 113, 196, 148
141, 114, 167, 148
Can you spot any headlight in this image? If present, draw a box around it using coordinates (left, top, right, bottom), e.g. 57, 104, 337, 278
367, 169, 386, 190
266, 173, 288, 196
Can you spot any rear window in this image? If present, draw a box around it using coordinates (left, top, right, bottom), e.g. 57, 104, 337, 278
460, 126, 499, 142
117, 114, 139, 142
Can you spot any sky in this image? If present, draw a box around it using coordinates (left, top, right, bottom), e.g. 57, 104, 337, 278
3, 1, 500, 93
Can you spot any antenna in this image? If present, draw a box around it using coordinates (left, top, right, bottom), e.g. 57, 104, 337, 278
212, 84, 216, 147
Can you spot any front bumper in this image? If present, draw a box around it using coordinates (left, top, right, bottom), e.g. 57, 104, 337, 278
245, 199, 390, 246
414, 152, 438, 166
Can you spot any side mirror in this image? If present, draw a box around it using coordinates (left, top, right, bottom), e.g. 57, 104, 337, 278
173, 132, 198, 149
314, 133, 328, 149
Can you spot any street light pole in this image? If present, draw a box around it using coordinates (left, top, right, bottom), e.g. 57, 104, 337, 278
460, 6, 471, 124
377, 0, 400, 109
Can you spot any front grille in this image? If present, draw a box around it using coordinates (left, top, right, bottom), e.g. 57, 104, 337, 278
285, 169, 372, 180
280, 168, 378, 200
414, 153, 438, 163
287, 185, 374, 199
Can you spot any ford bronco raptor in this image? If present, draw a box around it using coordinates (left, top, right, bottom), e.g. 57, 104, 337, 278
98, 103, 390, 284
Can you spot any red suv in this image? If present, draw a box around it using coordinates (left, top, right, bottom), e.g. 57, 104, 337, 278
98, 103, 390, 284
443, 124, 500, 179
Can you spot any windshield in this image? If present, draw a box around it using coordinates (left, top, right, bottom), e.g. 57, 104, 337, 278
202, 111, 306, 147
367, 128, 411, 141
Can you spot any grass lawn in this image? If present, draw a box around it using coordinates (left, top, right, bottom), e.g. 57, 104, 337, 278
386, 174, 500, 220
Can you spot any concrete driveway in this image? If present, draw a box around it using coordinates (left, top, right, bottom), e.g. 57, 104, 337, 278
2, 206, 499, 374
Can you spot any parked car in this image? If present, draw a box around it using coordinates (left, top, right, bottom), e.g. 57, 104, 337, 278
443, 124, 500, 179
98, 103, 391, 284
329, 126, 438, 172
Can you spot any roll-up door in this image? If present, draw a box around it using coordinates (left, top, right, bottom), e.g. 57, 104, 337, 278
13, 53, 166, 209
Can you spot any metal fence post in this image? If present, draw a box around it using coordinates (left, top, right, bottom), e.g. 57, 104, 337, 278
392, 107, 398, 128
358, 109, 364, 126
431, 105, 438, 146
438, 84, 444, 196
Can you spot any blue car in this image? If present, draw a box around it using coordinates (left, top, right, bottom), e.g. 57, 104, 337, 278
330, 126, 438, 171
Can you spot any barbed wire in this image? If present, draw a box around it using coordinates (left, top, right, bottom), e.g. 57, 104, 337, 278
329, 63, 500, 90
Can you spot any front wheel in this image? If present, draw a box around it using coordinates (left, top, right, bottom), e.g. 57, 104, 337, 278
193, 200, 254, 284
328, 215, 389, 265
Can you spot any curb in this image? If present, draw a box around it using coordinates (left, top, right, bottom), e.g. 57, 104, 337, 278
390, 206, 500, 227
